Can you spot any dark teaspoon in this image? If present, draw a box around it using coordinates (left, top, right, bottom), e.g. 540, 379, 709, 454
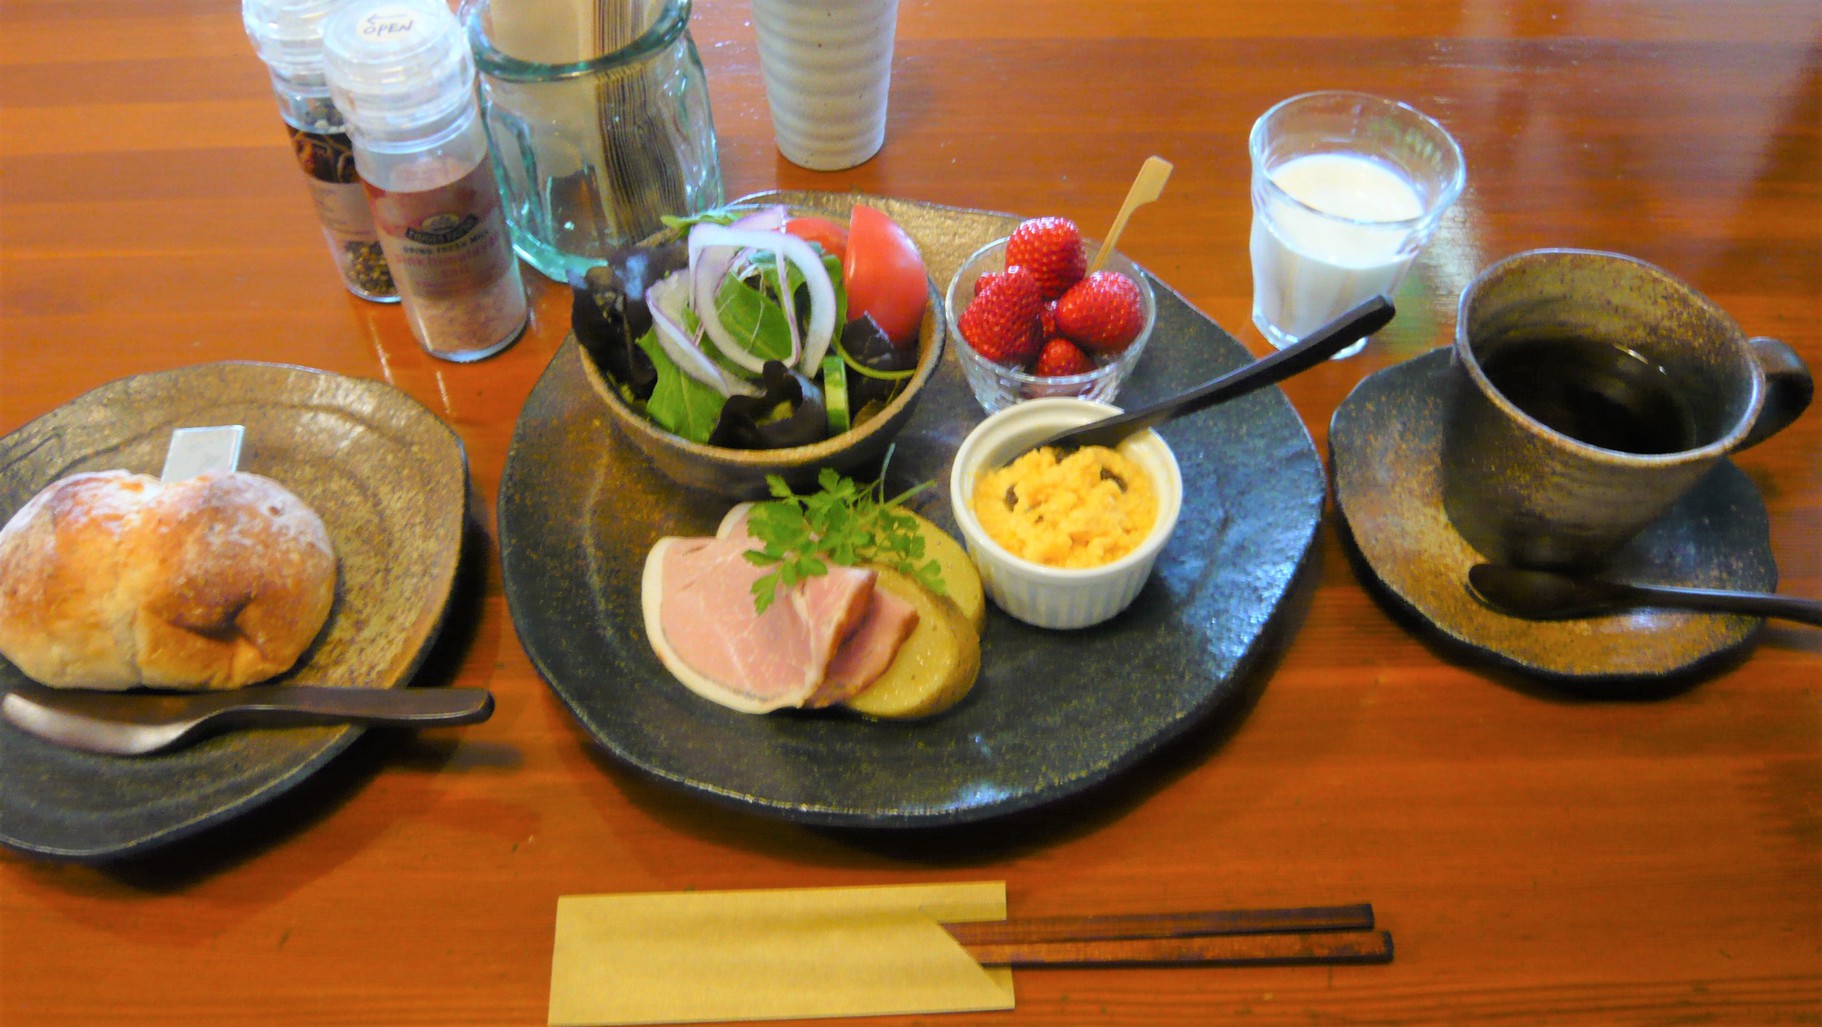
1467, 564, 1822, 626
1025, 294, 1395, 454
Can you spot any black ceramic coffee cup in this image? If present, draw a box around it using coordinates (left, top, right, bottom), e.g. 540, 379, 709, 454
1441, 249, 1812, 570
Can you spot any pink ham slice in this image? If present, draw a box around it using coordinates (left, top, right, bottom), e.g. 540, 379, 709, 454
709, 503, 921, 707
645, 535, 879, 713
808, 586, 919, 708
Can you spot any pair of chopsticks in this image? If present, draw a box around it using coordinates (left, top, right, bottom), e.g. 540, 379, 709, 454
942, 902, 1391, 967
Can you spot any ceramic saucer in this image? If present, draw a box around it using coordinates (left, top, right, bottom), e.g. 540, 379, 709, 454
1330, 347, 1776, 680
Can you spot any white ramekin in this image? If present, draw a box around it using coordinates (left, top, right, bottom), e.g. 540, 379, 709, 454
949, 397, 1183, 630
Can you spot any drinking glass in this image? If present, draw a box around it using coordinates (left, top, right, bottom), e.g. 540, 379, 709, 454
1249, 91, 1464, 358
749, 0, 899, 171
463, 0, 724, 282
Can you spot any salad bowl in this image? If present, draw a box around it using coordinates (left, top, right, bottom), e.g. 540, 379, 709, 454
575, 206, 947, 499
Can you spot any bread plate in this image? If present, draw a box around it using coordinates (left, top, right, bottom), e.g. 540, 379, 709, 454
498, 192, 1326, 827
0, 362, 468, 859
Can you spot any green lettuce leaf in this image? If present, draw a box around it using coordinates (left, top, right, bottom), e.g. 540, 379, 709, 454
714, 271, 797, 365
823, 252, 847, 334
633, 330, 725, 443
718, 251, 848, 370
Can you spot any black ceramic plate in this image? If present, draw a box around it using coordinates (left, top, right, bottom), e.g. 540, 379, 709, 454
1331, 347, 1775, 679
498, 192, 1325, 827
0, 363, 469, 859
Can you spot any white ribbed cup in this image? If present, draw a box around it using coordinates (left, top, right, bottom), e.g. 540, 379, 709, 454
749, 0, 898, 171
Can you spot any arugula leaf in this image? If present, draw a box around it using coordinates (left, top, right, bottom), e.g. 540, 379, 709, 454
728, 250, 848, 370
633, 330, 726, 443
715, 270, 798, 365
741, 466, 945, 612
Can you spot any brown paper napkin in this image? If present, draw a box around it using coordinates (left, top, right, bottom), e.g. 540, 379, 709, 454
549, 881, 1015, 1025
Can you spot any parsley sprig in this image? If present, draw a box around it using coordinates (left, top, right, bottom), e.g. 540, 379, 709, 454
742, 468, 946, 612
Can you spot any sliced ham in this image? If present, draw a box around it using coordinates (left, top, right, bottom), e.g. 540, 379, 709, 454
644, 535, 878, 713
710, 500, 919, 706
643, 505, 923, 714
809, 586, 920, 707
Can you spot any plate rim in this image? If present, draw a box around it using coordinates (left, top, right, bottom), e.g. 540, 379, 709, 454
499, 192, 1328, 828
0, 360, 471, 859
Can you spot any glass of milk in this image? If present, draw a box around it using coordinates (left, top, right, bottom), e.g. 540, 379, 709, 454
1249, 91, 1465, 358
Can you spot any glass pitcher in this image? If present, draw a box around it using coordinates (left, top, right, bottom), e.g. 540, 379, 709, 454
462, 0, 724, 282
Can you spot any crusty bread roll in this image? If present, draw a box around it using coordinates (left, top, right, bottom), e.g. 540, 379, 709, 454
0, 470, 336, 690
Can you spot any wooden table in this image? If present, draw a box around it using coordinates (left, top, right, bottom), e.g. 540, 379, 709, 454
3, 1, 1818, 1023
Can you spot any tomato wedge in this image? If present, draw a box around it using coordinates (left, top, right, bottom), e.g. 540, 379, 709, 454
783, 216, 848, 264
844, 205, 928, 347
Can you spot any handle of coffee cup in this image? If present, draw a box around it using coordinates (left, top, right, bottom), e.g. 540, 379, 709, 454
1736, 336, 1814, 450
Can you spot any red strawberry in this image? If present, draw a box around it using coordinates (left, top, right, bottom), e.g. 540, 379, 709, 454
1006, 217, 1087, 300
1056, 271, 1146, 354
958, 266, 1043, 366
972, 270, 1003, 298
1033, 337, 1095, 377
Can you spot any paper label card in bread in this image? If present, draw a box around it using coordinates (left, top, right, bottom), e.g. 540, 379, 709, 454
160, 425, 244, 482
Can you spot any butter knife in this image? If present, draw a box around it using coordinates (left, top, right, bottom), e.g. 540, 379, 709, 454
0, 682, 494, 756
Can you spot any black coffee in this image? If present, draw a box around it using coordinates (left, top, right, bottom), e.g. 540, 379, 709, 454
1478, 336, 1700, 454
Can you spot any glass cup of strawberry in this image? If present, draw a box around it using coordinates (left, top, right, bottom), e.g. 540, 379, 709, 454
946, 216, 1156, 414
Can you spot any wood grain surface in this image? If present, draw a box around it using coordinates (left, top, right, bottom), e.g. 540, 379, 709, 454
2, 1, 1818, 1024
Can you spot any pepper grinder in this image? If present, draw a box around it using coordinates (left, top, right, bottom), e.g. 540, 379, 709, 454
243, 0, 399, 303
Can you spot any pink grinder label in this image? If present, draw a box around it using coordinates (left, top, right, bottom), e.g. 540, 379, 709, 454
365, 162, 516, 299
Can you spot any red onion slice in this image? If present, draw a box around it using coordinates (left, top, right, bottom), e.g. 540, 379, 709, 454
646, 272, 759, 397
727, 205, 787, 233
688, 223, 836, 378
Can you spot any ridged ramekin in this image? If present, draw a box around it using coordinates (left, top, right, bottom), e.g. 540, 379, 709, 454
948, 397, 1183, 630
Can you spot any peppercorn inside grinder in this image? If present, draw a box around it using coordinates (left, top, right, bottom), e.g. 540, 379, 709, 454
243, 0, 398, 303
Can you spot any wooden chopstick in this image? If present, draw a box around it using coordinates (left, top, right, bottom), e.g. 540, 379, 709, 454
941, 903, 1390, 967
956, 929, 1393, 967
942, 902, 1374, 946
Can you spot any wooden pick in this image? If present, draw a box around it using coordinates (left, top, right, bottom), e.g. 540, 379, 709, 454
1088, 155, 1173, 273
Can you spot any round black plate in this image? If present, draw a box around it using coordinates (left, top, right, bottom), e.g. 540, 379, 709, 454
1331, 347, 1775, 679
0, 363, 469, 859
498, 192, 1326, 826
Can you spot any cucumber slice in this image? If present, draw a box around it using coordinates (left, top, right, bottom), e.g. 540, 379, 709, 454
822, 354, 851, 434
